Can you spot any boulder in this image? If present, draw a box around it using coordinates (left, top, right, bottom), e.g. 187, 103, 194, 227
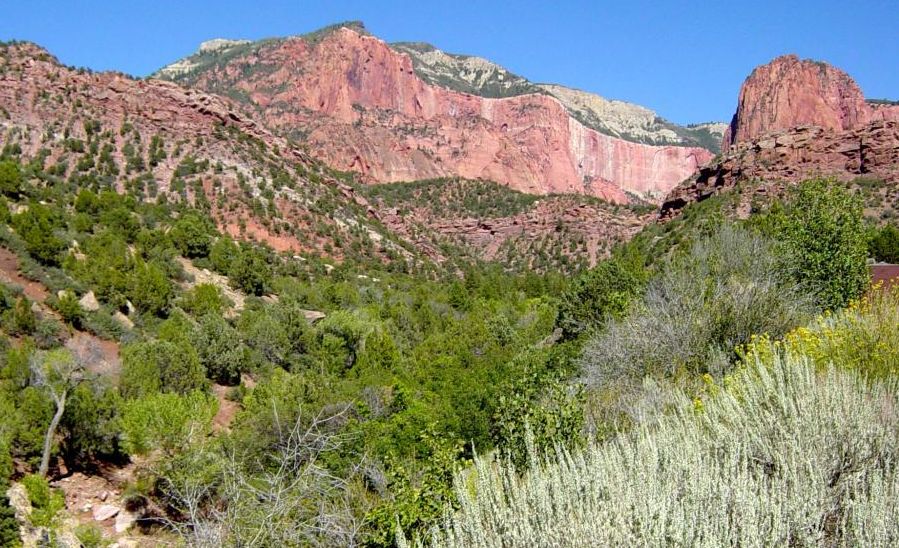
114, 510, 137, 533
92, 504, 120, 521
112, 311, 134, 330
78, 291, 100, 312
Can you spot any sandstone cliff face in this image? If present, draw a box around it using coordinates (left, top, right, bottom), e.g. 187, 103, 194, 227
662, 55, 899, 220
723, 54, 899, 151
0, 42, 649, 271
157, 27, 713, 203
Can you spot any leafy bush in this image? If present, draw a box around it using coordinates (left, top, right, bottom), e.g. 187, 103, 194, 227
740, 284, 899, 380
179, 283, 230, 317
556, 256, 644, 339
228, 246, 271, 296
869, 223, 899, 263
74, 523, 108, 548
120, 390, 217, 456
409, 353, 899, 547
191, 313, 246, 385
581, 225, 814, 395
52, 290, 83, 326
169, 212, 212, 258
11, 204, 66, 266
0, 159, 22, 196
775, 178, 868, 309
21, 473, 64, 528
0, 491, 17, 547
120, 339, 206, 399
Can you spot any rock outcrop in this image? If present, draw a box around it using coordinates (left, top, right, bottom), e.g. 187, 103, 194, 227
156, 25, 715, 203
661, 120, 899, 219
723, 54, 899, 152
662, 55, 899, 220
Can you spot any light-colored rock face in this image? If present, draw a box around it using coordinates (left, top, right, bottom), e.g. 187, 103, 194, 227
155, 38, 252, 79
199, 38, 251, 53
390, 42, 537, 98
540, 84, 701, 147
723, 54, 899, 151
158, 27, 714, 203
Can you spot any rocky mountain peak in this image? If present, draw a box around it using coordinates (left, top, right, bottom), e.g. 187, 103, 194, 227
152, 22, 719, 203
723, 54, 899, 152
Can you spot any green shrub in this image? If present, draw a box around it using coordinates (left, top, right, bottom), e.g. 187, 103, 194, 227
74, 523, 107, 548
556, 257, 644, 339
0, 160, 22, 196
52, 291, 83, 326
170, 212, 212, 258
410, 353, 899, 547
120, 390, 217, 456
21, 474, 64, 528
11, 204, 66, 266
775, 178, 868, 309
581, 225, 814, 396
4, 297, 36, 335
869, 223, 899, 263
0, 491, 17, 547
179, 283, 230, 317
120, 339, 206, 399
191, 313, 246, 385
228, 247, 271, 296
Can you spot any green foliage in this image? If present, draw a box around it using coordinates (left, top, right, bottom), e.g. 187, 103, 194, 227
412, 353, 899, 547
53, 290, 83, 326
0, 491, 17, 548
740, 286, 899, 380
0, 159, 22, 196
191, 313, 246, 385
581, 225, 815, 419
12, 203, 66, 265
556, 256, 644, 339
60, 382, 122, 462
120, 390, 217, 456
21, 473, 64, 528
169, 212, 212, 258
74, 523, 108, 548
228, 246, 271, 296
120, 339, 206, 399
129, 259, 173, 315
491, 346, 584, 468
209, 237, 239, 273
179, 283, 230, 317
4, 297, 36, 335
773, 178, 869, 309
366, 425, 466, 547
869, 223, 899, 263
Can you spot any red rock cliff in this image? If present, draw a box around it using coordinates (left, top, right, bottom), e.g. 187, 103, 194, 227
723, 54, 899, 151
173, 28, 712, 203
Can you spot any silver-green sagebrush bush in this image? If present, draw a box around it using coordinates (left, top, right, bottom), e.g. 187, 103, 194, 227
580, 225, 814, 400
406, 354, 899, 547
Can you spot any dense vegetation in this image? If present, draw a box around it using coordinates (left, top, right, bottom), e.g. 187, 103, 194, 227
0, 155, 580, 545
0, 125, 896, 548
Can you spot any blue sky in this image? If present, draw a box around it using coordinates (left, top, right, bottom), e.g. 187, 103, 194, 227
2, 0, 897, 124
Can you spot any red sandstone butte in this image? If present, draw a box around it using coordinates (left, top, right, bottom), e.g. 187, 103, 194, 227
180, 28, 713, 203
661, 55, 899, 220
723, 54, 899, 152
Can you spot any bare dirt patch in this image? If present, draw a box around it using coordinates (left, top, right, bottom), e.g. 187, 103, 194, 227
65, 331, 122, 379
212, 383, 240, 432
0, 246, 49, 302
